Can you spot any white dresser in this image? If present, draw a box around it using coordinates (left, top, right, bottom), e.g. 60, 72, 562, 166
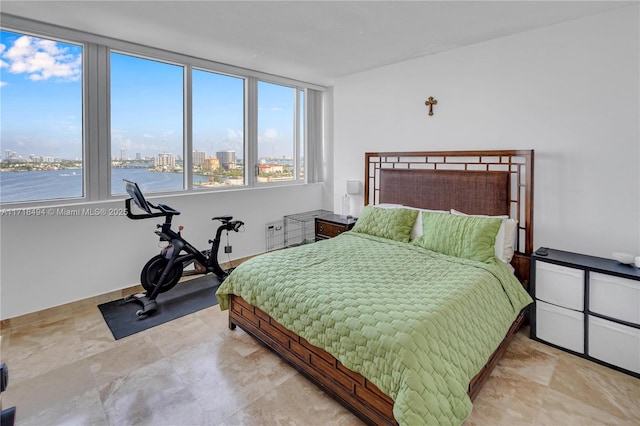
530, 248, 640, 378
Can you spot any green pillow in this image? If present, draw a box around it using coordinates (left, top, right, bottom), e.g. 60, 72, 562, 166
351, 206, 418, 243
413, 211, 502, 263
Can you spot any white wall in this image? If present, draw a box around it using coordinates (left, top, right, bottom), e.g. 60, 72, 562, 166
2, 6, 638, 320
0, 184, 324, 319
333, 6, 639, 259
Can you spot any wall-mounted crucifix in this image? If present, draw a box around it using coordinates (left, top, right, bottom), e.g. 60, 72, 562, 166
425, 97, 438, 116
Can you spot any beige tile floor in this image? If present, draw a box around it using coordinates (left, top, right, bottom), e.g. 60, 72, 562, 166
1, 293, 639, 426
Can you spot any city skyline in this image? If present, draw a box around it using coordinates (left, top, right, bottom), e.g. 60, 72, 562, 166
3, 147, 296, 165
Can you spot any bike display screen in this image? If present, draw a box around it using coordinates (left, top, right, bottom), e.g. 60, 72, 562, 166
124, 180, 152, 214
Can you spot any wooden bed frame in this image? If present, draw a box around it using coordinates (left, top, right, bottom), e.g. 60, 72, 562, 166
228, 150, 534, 425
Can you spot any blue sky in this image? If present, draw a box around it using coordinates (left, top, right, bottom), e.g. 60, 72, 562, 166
1, 29, 296, 161
1, 30, 83, 160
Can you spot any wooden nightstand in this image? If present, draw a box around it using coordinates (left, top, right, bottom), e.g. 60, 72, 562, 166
315, 214, 356, 241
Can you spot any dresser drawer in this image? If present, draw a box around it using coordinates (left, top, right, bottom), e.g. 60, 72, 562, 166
316, 221, 347, 238
589, 272, 640, 325
535, 262, 584, 311
536, 300, 584, 353
588, 316, 640, 374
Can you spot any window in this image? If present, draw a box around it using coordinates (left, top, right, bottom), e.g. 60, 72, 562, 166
192, 69, 245, 188
257, 81, 296, 182
0, 16, 323, 207
298, 89, 305, 180
110, 52, 184, 195
0, 30, 83, 203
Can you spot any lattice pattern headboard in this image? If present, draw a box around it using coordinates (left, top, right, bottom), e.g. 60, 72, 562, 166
364, 150, 534, 286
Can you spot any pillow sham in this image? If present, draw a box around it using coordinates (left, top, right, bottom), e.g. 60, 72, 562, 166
367, 204, 448, 240
413, 211, 502, 263
450, 209, 518, 264
351, 206, 418, 243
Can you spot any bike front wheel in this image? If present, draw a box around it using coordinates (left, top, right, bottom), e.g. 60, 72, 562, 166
140, 254, 183, 294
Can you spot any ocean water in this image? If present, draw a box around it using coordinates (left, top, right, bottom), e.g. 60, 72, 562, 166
0, 168, 212, 203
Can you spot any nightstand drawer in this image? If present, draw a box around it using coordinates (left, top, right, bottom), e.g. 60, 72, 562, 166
589, 316, 640, 374
589, 272, 640, 324
535, 262, 584, 311
536, 300, 584, 353
316, 221, 347, 238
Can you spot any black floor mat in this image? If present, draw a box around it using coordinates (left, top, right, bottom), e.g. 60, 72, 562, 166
98, 275, 221, 340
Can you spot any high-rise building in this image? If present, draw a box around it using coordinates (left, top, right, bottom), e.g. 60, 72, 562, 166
216, 150, 236, 170
154, 153, 175, 168
193, 150, 206, 166
4, 150, 19, 161
203, 157, 220, 171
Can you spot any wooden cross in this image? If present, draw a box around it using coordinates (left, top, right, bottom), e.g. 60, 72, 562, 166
425, 97, 438, 116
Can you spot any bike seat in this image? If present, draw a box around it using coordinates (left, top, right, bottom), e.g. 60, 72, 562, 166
212, 215, 233, 222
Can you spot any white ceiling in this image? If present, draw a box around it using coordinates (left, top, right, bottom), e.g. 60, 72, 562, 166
0, 1, 634, 86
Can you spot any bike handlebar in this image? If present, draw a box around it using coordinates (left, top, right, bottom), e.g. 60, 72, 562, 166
157, 203, 180, 214
126, 198, 244, 235
124, 182, 243, 234
125, 198, 181, 220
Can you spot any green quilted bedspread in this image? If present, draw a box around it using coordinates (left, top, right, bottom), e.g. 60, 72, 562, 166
216, 232, 532, 425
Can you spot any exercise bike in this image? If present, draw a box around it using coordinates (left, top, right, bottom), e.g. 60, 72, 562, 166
123, 180, 244, 318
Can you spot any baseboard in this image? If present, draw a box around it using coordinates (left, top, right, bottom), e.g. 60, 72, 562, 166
0, 283, 144, 330
0, 256, 253, 331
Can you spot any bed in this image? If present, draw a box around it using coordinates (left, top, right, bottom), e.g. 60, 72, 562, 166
216, 150, 534, 425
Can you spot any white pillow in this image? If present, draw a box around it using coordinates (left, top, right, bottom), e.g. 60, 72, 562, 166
404, 206, 449, 240
371, 203, 404, 209
450, 209, 518, 264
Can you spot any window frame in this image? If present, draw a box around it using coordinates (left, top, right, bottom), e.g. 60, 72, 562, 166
189, 65, 248, 191
108, 49, 188, 196
255, 79, 303, 185
0, 26, 87, 204
0, 14, 324, 208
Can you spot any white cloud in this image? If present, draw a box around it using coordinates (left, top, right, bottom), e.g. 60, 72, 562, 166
111, 128, 127, 135
263, 128, 279, 140
226, 128, 243, 140
1, 51, 9, 86
1, 35, 81, 82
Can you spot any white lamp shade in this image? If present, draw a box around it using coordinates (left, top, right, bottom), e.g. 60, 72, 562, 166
346, 180, 361, 195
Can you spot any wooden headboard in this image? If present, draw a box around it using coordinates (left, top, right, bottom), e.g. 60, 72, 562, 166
365, 150, 534, 286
